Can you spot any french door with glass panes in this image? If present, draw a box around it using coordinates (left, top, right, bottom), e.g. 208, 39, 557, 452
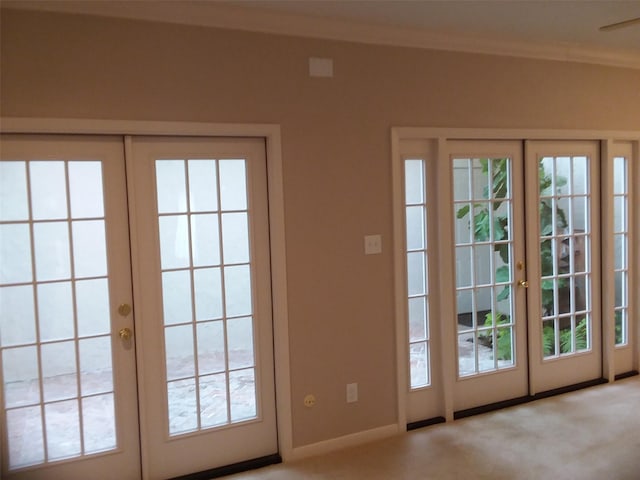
0, 135, 140, 480
128, 136, 277, 480
0, 134, 277, 480
401, 138, 603, 418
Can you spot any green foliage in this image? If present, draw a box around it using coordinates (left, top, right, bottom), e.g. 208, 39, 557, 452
456, 157, 579, 359
543, 317, 588, 356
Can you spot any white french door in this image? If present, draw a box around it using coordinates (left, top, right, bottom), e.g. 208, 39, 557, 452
0, 134, 278, 479
0, 135, 140, 479
525, 140, 601, 394
399, 135, 608, 421
449, 141, 529, 411
129, 137, 277, 480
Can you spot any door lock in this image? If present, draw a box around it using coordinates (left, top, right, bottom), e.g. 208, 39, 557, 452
518, 280, 529, 288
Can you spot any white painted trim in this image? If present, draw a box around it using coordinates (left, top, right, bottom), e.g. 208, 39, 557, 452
2, 1, 639, 70
393, 127, 640, 142
288, 424, 400, 462
0, 117, 294, 463
391, 129, 408, 431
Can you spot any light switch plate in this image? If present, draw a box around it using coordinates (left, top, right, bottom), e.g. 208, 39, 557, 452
346, 383, 358, 403
364, 235, 382, 255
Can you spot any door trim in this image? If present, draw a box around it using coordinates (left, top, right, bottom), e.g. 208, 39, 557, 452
0, 118, 294, 465
392, 127, 640, 429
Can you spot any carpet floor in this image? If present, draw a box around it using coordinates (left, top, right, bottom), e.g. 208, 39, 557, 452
229, 376, 640, 479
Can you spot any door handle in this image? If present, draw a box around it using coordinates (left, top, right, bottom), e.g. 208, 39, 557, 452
518, 280, 529, 288
119, 328, 133, 340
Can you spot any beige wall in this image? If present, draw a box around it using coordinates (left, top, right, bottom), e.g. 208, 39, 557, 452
2, 8, 639, 448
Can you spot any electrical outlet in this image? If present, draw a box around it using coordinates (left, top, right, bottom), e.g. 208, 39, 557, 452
304, 394, 316, 408
346, 383, 358, 403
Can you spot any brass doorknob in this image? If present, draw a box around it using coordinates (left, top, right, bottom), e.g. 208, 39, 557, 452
118, 304, 132, 317
119, 328, 133, 340
518, 280, 529, 288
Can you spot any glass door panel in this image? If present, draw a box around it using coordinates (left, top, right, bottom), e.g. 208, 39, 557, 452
0, 135, 139, 480
449, 141, 528, 412
130, 137, 277, 480
526, 141, 601, 394
454, 157, 515, 375
155, 158, 258, 435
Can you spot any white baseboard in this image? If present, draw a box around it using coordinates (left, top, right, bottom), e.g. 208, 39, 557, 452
285, 423, 401, 462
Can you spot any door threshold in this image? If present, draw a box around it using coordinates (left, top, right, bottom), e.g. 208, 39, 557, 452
169, 454, 282, 480
453, 377, 609, 420
407, 416, 446, 431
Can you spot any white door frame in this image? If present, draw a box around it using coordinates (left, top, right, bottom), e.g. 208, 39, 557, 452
0, 118, 294, 467
392, 127, 640, 429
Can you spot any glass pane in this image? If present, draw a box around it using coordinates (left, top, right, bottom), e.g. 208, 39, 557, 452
613, 157, 626, 195
615, 271, 626, 308
159, 215, 190, 270
541, 278, 556, 316
76, 278, 110, 337
162, 270, 193, 325
405, 206, 425, 251
34, 221, 71, 281
404, 159, 424, 204
219, 160, 247, 211
156, 160, 187, 214
229, 368, 256, 421
475, 287, 492, 324
224, 265, 252, 317
614, 234, 625, 271
191, 214, 220, 267
452, 158, 471, 201
188, 159, 218, 212
196, 321, 225, 375
79, 336, 113, 396
493, 201, 510, 241
491, 158, 510, 199
69, 161, 104, 219
168, 378, 197, 435
615, 310, 626, 345
72, 220, 107, 278
193, 268, 223, 321
165, 324, 195, 380
409, 342, 429, 388
613, 197, 625, 233
2, 346, 40, 408
572, 156, 588, 195
7, 406, 45, 468
41, 341, 77, 402
199, 374, 228, 427
407, 252, 426, 296
222, 212, 250, 264
455, 203, 472, 244
472, 158, 489, 200
82, 394, 116, 453
555, 156, 571, 195
493, 245, 511, 284
456, 289, 474, 330
45, 399, 81, 460
478, 329, 496, 372
0, 223, 32, 284
0, 285, 36, 347
571, 197, 588, 233
458, 333, 476, 376
542, 319, 556, 357
227, 316, 254, 370
455, 246, 472, 287
559, 318, 573, 354
30, 161, 67, 220
408, 296, 427, 342
0, 161, 29, 221
496, 326, 513, 362
37, 282, 74, 341
474, 244, 492, 285
539, 157, 554, 196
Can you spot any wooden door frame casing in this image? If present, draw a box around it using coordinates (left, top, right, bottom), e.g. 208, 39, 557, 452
391, 127, 640, 430
0, 118, 294, 469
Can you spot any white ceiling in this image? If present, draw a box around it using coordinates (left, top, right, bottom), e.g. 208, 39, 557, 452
3, 0, 640, 68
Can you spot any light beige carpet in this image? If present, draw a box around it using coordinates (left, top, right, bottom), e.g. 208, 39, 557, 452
230, 376, 640, 479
